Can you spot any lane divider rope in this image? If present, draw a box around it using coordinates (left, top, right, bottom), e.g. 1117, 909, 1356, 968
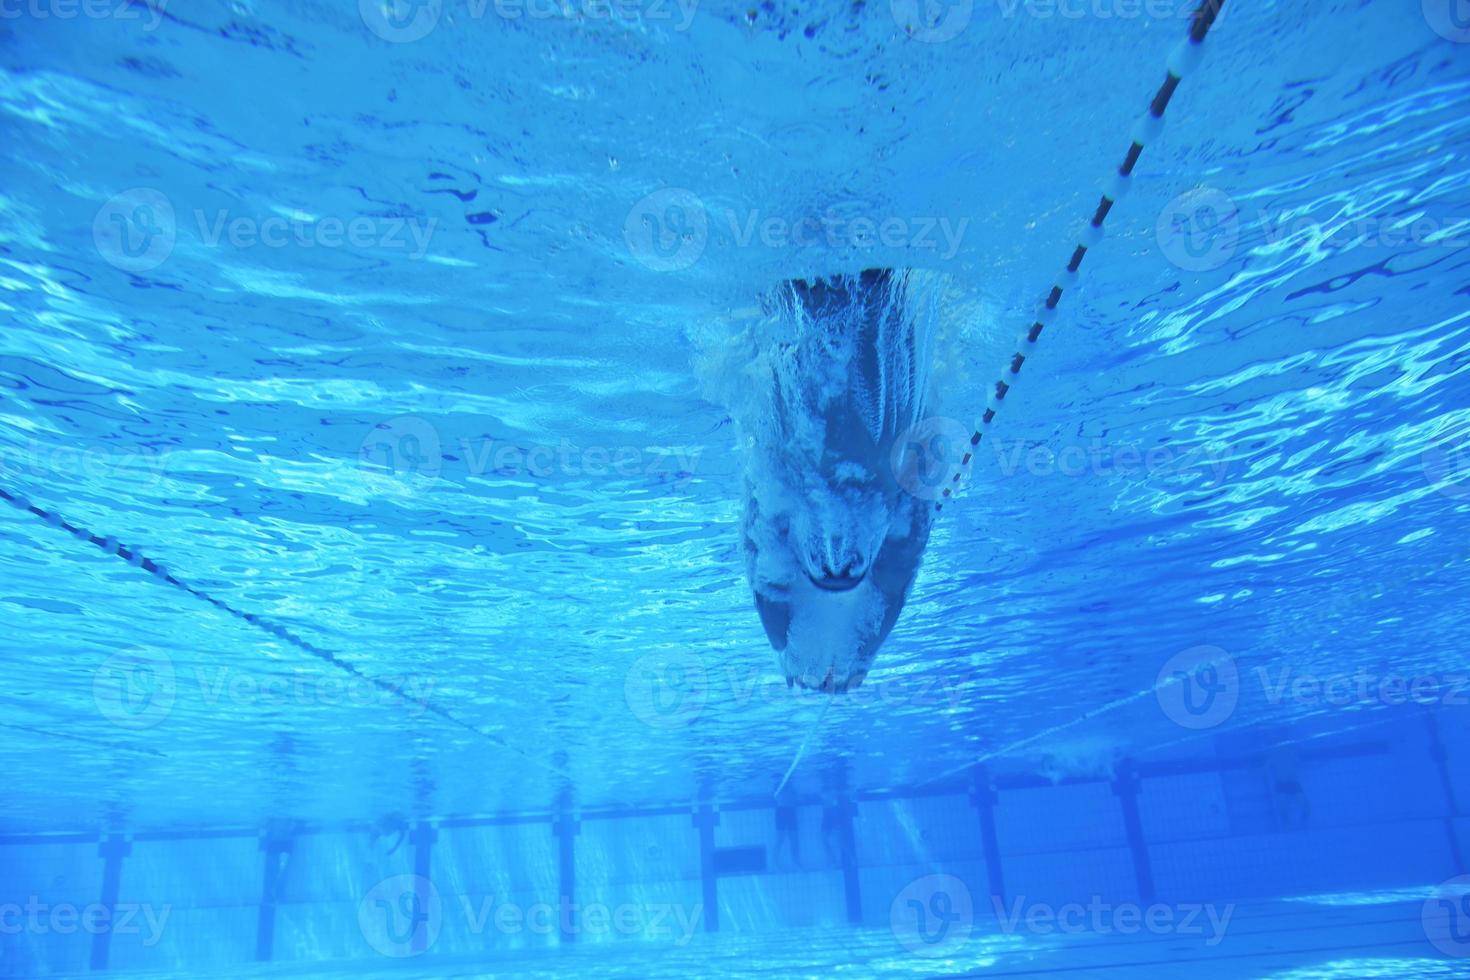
936, 0, 1227, 511
0, 486, 570, 780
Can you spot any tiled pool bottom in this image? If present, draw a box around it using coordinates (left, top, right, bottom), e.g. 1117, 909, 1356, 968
43, 893, 1459, 980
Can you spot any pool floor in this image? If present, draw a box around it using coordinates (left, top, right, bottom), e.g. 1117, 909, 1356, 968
88, 893, 1456, 980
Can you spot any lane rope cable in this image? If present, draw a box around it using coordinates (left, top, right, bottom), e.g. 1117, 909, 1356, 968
935, 0, 1227, 511
0, 486, 572, 781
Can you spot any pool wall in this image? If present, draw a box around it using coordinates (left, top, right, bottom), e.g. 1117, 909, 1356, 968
2, 710, 1464, 975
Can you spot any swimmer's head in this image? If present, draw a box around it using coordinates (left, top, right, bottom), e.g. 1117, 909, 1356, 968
789, 479, 889, 592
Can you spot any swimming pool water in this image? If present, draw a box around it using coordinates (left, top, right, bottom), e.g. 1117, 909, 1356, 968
1, 1, 1469, 977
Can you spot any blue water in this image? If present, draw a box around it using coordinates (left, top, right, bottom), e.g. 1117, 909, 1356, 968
2, 1, 1470, 977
